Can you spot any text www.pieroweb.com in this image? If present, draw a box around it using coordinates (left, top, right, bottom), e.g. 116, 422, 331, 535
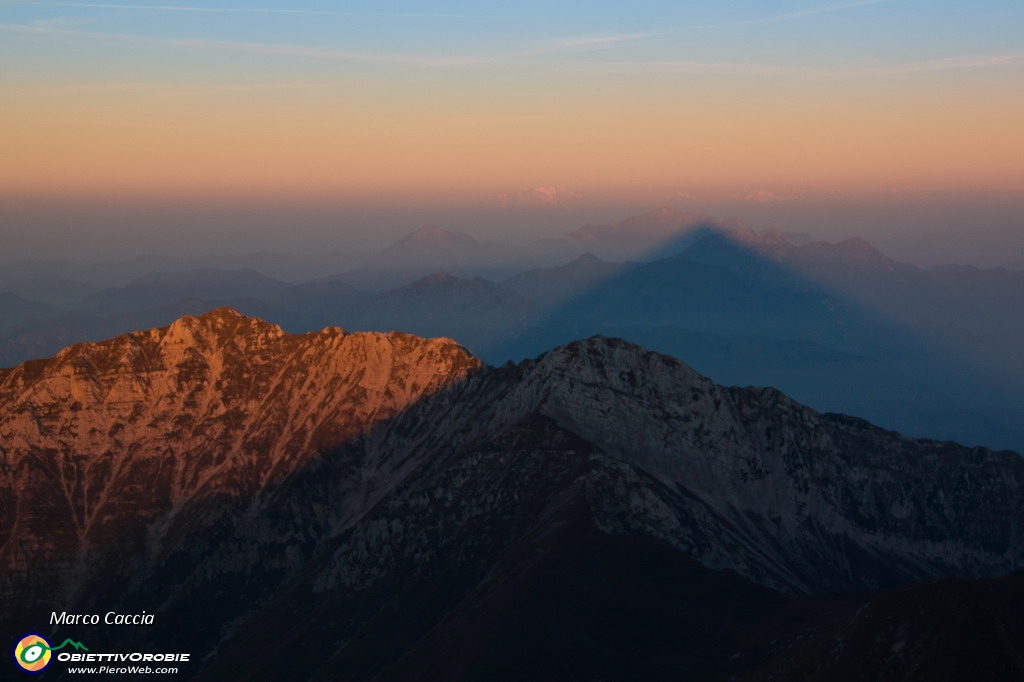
67, 665, 179, 674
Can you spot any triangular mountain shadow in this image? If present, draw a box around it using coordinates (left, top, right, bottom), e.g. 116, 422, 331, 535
2, 208, 1021, 457
495, 226, 1024, 453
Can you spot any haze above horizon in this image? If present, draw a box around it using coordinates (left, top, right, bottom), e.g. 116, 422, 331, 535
1, 1, 1022, 266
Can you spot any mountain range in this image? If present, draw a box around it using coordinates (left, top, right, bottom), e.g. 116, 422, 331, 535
1, 207, 1022, 453
1, 309, 1022, 680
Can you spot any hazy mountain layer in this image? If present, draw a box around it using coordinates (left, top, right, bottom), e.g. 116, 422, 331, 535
2, 209, 1022, 453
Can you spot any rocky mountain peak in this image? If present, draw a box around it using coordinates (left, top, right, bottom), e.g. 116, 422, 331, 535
0, 311, 482, 605
165, 305, 284, 343
532, 335, 704, 387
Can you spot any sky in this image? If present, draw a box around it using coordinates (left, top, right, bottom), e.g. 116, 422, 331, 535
1, 1, 1023, 264
2, 0, 1023, 195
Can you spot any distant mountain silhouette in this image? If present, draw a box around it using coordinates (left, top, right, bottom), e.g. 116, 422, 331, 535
533, 206, 740, 261
263, 275, 369, 332
348, 273, 536, 353
1, 208, 1021, 451
494, 228, 1024, 450
342, 225, 529, 290
676, 229, 1024, 403
0, 271, 99, 308
0, 291, 58, 330
392, 223, 478, 247
502, 252, 635, 309
0, 252, 361, 288
77, 268, 290, 315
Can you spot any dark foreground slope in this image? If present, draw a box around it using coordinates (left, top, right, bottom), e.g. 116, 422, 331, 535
0, 310, 1022, 680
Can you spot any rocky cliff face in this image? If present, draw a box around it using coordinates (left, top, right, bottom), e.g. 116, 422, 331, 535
292, 336, 1023, 612
512, 338, 1024, 593
0, 308, 480, 611
1, 310, 1022, 680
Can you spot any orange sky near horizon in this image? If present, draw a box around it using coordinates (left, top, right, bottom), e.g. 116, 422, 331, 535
6, 73, 1022, 199
3, 2, 1023, 200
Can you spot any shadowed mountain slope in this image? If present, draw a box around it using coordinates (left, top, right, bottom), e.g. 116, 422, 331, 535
495, 228, 1024, 451
1, 311, 1022, 680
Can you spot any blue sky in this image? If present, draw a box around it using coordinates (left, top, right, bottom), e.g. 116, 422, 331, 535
4, 0, 1021, 76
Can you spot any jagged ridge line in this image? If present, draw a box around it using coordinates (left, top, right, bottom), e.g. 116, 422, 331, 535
48, 638, 89, 652
21, 638, 90, 664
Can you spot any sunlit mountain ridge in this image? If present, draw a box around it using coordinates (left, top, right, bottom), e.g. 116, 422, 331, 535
1, 208, 1022, 452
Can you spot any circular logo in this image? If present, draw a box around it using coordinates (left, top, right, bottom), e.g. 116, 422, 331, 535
13, 634, 51, 673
